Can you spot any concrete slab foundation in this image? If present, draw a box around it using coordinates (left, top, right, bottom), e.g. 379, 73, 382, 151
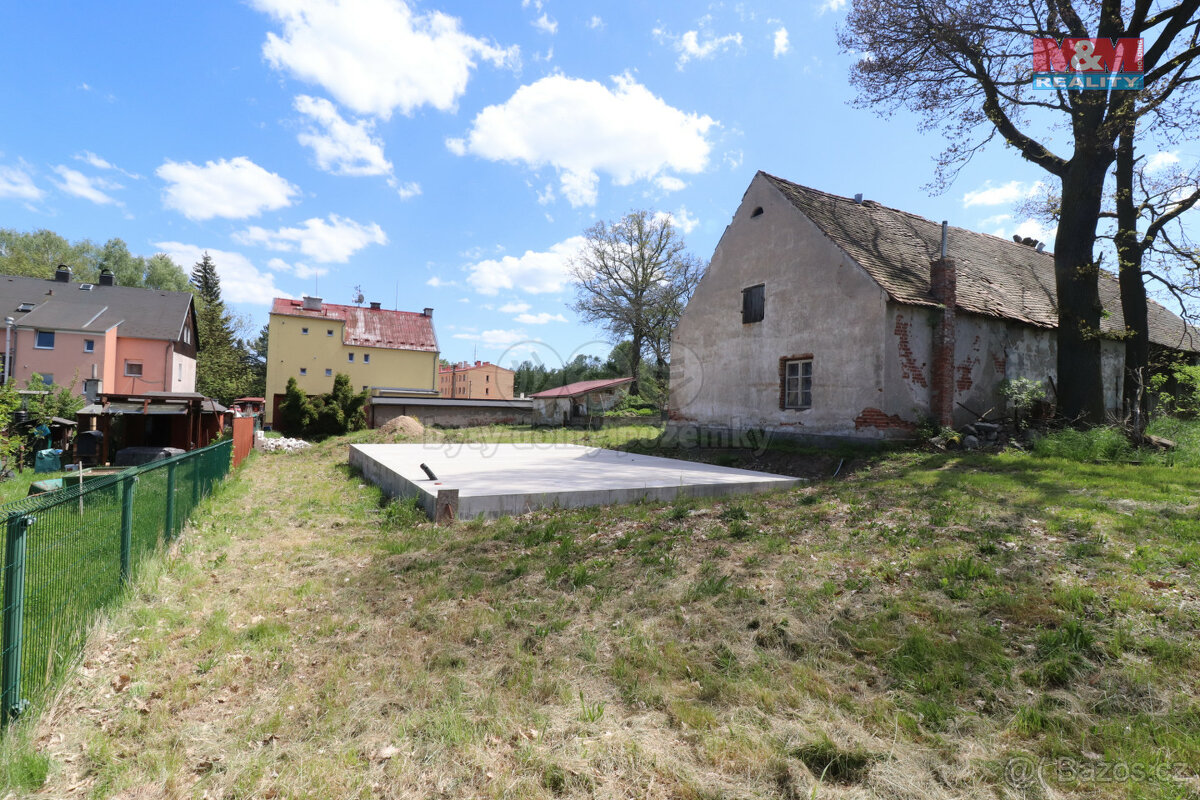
349, 443, 803, 520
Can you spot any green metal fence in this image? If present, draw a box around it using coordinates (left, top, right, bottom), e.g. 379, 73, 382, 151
0, 439, 233, 725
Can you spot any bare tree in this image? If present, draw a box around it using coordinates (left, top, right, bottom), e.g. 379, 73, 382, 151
840, 0, 1200, 423
570, 211, 706, 397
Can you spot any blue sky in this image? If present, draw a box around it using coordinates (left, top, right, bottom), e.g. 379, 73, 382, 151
1, 0, 1166, 368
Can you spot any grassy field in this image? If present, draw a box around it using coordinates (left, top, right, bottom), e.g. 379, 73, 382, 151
11, 423, 1200, 799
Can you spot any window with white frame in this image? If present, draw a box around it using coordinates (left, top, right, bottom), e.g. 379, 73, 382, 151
363, 353, 370, 364
84, 339, 95, 353
124, 361, 143, 377
35, 330, 54, 349
348, 353, 354, 362
782, 357, 812, 409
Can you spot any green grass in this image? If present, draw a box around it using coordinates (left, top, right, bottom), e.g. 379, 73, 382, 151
22, 420, 1200, 799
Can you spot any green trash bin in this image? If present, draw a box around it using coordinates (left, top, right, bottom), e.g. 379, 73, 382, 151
35, 448, 61, 473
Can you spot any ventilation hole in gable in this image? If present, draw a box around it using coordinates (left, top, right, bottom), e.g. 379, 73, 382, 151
751, 207, 764, 218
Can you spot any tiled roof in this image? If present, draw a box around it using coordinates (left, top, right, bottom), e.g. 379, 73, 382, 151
530, 377, 633, 399
0, 275, 194, 342
762, 172, 1199, 352
270, 298, 438, 352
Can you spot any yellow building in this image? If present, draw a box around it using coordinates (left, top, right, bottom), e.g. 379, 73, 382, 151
265, 296, 439, 426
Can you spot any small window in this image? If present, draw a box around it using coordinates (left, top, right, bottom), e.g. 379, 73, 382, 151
35, 330, 54, 349
300, 368, 307, 376
183, 326, 191, 344
363, 353, 370, 364
38, 373, 53, 386
783, 359, 813, 409
742, 284, 765, 324
325, 368, 332, 377
486, 375, 490, 382
124, 361, 143, 377
327, 329, 334, 337
485, 387, 489, 395
348, 353, 354, 362
84, 339, 95, 353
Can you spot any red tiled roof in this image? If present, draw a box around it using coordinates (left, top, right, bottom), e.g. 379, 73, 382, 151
530, 377, 633, 399
270, 298, 438, 352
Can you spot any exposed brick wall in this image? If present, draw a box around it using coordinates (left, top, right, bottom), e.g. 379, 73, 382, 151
893, 315, 928, 388
929, 257, 957, 426
855, 407, 917, 432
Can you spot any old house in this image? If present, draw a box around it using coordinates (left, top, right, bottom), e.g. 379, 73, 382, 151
668, 172, 1198, 441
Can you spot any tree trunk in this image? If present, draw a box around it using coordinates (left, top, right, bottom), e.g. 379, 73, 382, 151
1054, 153, 1112, 424
629, 332, 642, 397
1114, 127, 1150, 438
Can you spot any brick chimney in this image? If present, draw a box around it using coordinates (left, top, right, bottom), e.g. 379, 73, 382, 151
929, 248, 957, 428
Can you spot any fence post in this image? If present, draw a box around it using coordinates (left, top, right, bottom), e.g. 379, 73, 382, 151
120, 475, 137, 584
2, 513, 31, 723
165, 462, 177, 544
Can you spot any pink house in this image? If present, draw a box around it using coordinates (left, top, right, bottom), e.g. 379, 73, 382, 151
2, 267, 198, 397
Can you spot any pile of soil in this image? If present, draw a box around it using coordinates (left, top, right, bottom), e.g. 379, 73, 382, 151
377, 415, 425, 441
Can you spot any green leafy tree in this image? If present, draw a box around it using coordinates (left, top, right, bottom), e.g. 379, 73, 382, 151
191, 252, 253, 403
278, 377, 316, 435
143, 253, 191, 291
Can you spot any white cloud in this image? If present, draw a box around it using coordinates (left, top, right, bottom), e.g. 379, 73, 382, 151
654, 206, 700, 234
515, 311, 567, 324
466, 235, 585, 295
655, 175, 687, 192
252, 0, 518, 119
391, 180, 421, 199
450, 73, 716, 207
587, 15, 604, 30
154, 242, 289, 304
452, 328, 528, 347
294, 95, 392, 176
773, 27, 789, 57
266, 256, 330, 279
51, 166, 122, 205
0, 163, 45, 201
234, 214, 387, 263
1013, 218, 1056, 243
532, 13, 557, 34
653, 24, 743, 68
157, 157, 299, 220
819, 0, 848, 13
979, 213, 1013, 233
535, 183, 555, 205
1145, 151, 1181, 174
961, 179, 1044, 208
426, 275, 457, 287
498, 301, 530, 313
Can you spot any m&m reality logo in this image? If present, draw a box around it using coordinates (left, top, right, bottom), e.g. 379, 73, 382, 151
1032, 38, 1143, 90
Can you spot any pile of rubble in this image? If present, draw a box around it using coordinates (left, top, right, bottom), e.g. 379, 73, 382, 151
960, 420, 1006, 449
257, 435, 311, 453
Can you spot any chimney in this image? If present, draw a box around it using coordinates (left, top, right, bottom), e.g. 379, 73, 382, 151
475, 360, 482, 367
929, 231, 957, 428
854, 193, 864, 205
423, 307, 433, 317
369, 301, 381, 310
98, 268, 115, 286
302, 295, 323, 312
54, 264, 71, 282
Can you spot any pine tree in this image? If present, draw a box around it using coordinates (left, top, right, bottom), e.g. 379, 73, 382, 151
190, 253, 252, 403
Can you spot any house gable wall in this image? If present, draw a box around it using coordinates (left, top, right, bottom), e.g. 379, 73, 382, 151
669, 173, 894, 438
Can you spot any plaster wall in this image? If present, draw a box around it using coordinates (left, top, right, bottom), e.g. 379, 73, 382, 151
669, 173, 892, 438
12, 328, 109, 389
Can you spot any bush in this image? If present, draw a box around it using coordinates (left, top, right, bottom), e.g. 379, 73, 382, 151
277, 374, 368, 439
